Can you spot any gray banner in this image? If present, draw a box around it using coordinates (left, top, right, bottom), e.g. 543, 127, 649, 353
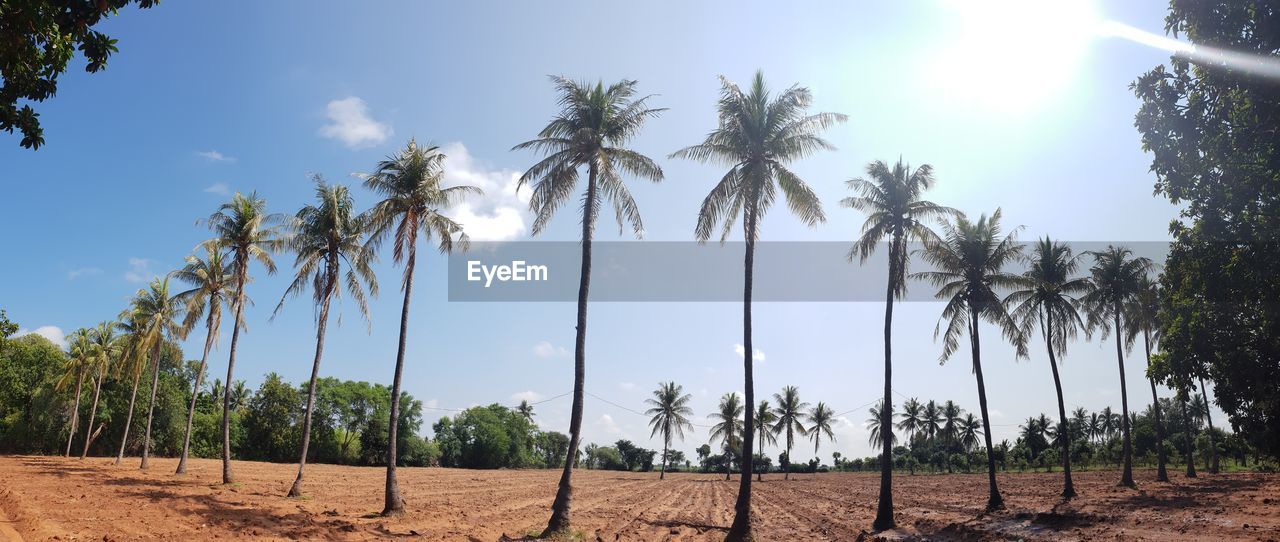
447, 241, 1170, 302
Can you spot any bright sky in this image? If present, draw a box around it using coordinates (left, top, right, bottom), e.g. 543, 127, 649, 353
1, 1, 1214, 463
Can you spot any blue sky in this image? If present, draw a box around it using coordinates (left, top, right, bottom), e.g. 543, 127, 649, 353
1, 1, 1212, 462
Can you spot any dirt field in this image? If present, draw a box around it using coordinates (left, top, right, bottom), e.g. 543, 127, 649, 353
0, 456, 1276, 541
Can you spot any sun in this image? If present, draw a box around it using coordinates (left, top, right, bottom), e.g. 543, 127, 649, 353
926, 0, 1103, 114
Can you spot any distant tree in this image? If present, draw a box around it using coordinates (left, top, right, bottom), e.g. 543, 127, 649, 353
56, 328, 92, 456
806, 402, 835, 475
0, 0, 157, 149
536, 431, 570, 469
770, 386, 808, 480
674, 70, 843, 542
171, 247, 237, 474
0, 310, 17, 351
866, 401, 896, 450
709, 392, 745, 480
753, 400, 778, 481
644, 381, 694, 479
243, 373, 301, 462
1124, 274, 1171, 482
516, 400, 535, 424
514, 77, 665, 537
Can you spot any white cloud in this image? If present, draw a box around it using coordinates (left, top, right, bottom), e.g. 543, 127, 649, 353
424, 399, 439, 409
124, 258, 155, 283
319, 97, 392, 149
511, 390, 543, 403
15, 326, 67, 349
440, 142, 530, 241
204, 182, 230, 196
619, 382, 636, 391
734, 343, 766, 362
196, 150, 236, 163
67, 267, 101, 280
595, 414, 622, 435
533, 340, 569, 359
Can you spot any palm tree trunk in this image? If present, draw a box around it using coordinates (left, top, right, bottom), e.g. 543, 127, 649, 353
222, 263, 248, 484
755, 434, 762, 482
1114, 308, 1136, 487
1044, 315, 1075, 498
115, 368, 142, 464
80, 373, 103, 459
140, 340, 163, 469
1143, 330, 1169, 482
1198, 376, 1219, 473
660, 440, 668, 480
784, 441, 791, 480
873, 234, 900, 531
383, 235, 417, 515
288, 264, 336, 498
969, 308, 1003, 511
543, 162, 598, 537
65, 370, 85, 457
178, 311, 218, 474
727, 203, 757, 542
1181, 392, 1197, 478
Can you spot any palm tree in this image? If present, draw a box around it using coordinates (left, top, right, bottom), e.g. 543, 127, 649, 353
1179, 387, 1198, 478
959, 413, 981, 452
57, 328, 93, 456
513, 77, 664, 536
137, 276, 188, 470
770, 386, 809, 480
895, 397, 923, 445
921, 400, 942, 444
1006, 237, 1090, 496
1124, 273, 1170, 482
517, 400, 535, 424
753, 400, 778, 481
673, 70, 843, 541
80, 321, 117, 459
913, 209, 1027, 511
866, 401, 896, 450
1081, 245, 1153, 487
1088, 412, 1102, 446
939, 400, 963, 473
113, 304, 150, 464
842, 157, 954, 530
362, 138, 480, 515
644, 382, 694, 480
1195, 377, 1220, 473
202, 192, 285, 484
1099, 406, 1117, 443
807, 402, 835, 476
274, 179, 377, 497
172, 247, 236, 475
709, 392, 745, 481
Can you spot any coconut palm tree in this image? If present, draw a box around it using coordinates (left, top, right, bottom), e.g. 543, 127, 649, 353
644, 382, 694, 480
1006, 237, 1090, 495
1124, 273, 1171, 482
921, 400, 942, 444
1195, 377, 1220, 473
841, 157, 954, 530
1099, 406, 1117, 443
80, 321, 117, 459
202, 192, 285, 484
753, 400, 778, 481
517, 400, 535, 424
866, 401, 896, 450
1179, 387, 1198, 478
1088, 412, 1102, 446
273, 179, 377, 497
807, 402, 835, 474
895, 397, 923, 445
172, 247, 237, 475
137, 276, 188, 470
770, 386, 809, 480
57, 328, 93, 456
1080, 245, 1152, 488
361, 138, 480, 515
673, 70, 843, 541
513, 77, 664, 536
913, 209, 1027, 511
113, 304, 150, 464
959, 413, 981, 452
709, 392, 745, 481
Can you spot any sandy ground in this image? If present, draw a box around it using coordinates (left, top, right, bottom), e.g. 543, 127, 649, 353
0, 455, 1277, 541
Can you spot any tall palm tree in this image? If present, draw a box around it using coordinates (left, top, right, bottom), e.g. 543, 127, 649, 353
113, 304, 150, 464
80, 321, 117, 459
895, 397, 923, 445
866, 401, 896, 450
1099, 406, 1117, 443
709, 392, 745, 481
513, 77, 664, 536
753, 400, 778, 481
273, 179, 377, 497
58, 328, 93, 456
137, 276, 188, 470
171, 247, 236, 475
1080, 245, 1152, 488
644, 382, 694, 480
202, 192, 285, 484
1124, 273, 1170, 482
842, 157, 954, 530
940, 400, 963, 473
807, 402, 835, 476
921, 400, 942, 444
913, 209, 1027, 511
673, 70, 843, 541
517, 400, 535, 424
959, 413, 981, 452
362, 138, 480, 515
1178, 387, 1198, 478
770, 386, 809, 480
1088, 412, 1102, 446
1006, 237, 1090, 496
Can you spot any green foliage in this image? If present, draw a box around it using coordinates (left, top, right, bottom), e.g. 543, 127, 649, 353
432, 403, 534, 469
242, 373, 301, 462
0, 334, 67, 452
0, 0, 157, 149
